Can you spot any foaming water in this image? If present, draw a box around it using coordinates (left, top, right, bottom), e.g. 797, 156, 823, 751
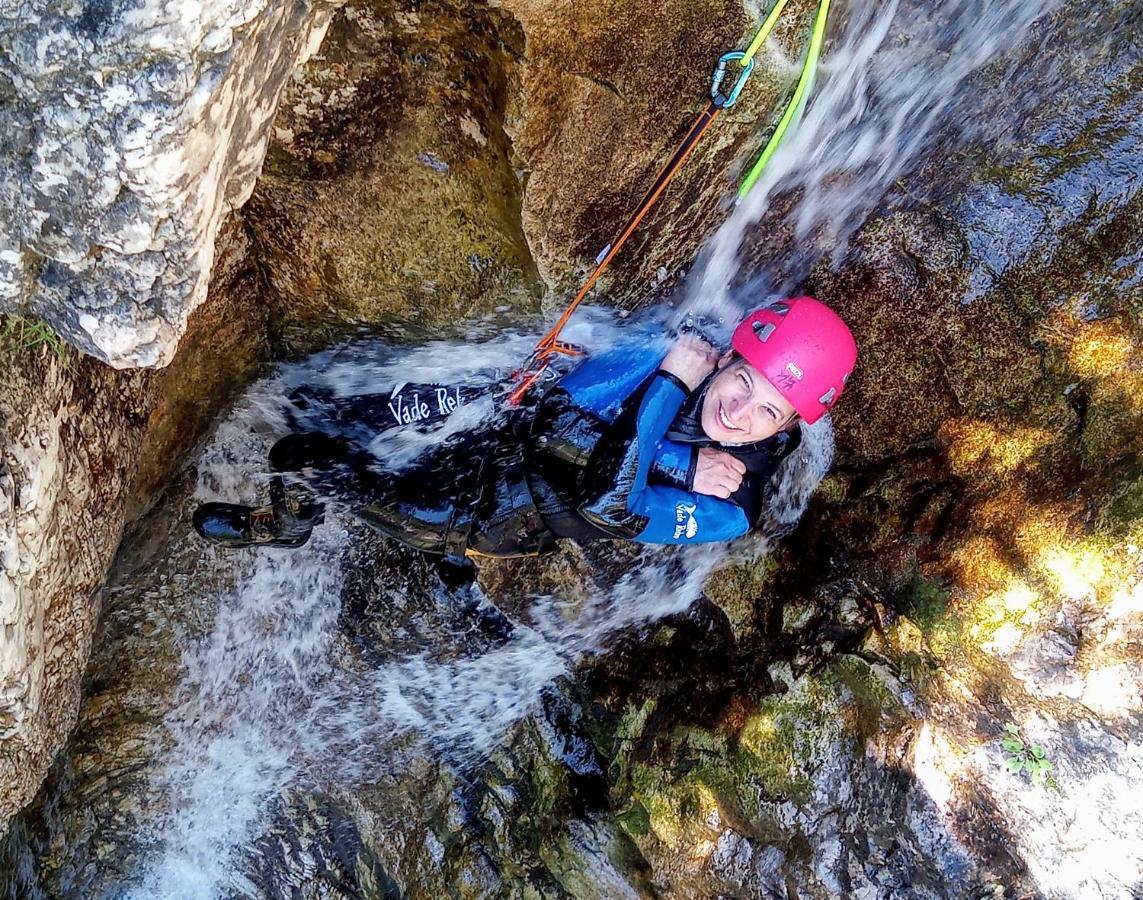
125, 490, 346, 899
124, 310, 832, 895
307, 541, 727, 767
685, 0, 1062, 320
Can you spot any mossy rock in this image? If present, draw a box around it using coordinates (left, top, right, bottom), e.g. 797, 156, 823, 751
703, 556, 779, 638
613, 656, 902, 855
1099, 467, 1143, 534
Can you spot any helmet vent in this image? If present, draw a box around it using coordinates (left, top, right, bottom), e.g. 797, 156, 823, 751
771, 302, 790, 316
753, 321, 777, 341
819, 387, 837, 406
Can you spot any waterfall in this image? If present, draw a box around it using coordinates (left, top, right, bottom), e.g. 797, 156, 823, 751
683, 0, 1062, 321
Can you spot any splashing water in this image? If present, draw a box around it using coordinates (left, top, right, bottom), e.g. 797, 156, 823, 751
121, 310, 832, 896
685, 0, 1062, 320
125, 534, 344, 899
103, 1, 1079, 893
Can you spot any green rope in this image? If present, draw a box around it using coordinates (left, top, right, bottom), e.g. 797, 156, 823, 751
741, 0, 793, 64
738, 0, 831, 200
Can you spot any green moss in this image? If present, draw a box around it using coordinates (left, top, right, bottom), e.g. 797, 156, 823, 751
614, 700, 656, 742
739, 696, 827, 805
610, 658, 909, 859
704, 556, 779, 636
529, 752, 568, 824
781, 599, 816, 634
615, 801, 651, 836
627, 762, 694, 841
814, 472, 851, 504
1099, 468, 1143, 533
649, 625, 677, 648
624, 692, 831, 840
884, 569, 972, 661
829, 655, 894, 739
900, 572, 951, 629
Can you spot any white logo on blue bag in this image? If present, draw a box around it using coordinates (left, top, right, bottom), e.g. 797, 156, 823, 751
673, 502, 699, 540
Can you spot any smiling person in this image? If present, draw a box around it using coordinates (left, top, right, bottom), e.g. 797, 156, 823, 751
194, 297, 857, 564
530, 295, 857, 547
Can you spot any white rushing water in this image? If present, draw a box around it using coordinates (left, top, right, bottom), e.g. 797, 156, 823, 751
683, 0, 1062, 323
123, 0, 1071, 893
124, 312, 833, 896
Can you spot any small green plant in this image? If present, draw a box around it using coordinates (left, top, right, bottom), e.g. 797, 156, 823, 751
1002, 723, 1057, 788
0, 315, 70, 366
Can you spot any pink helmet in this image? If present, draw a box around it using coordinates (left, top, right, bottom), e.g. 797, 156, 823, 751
730, 296, 857, 424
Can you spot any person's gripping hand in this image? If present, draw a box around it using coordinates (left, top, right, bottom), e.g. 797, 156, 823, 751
660, 333, 720, 392
693, 447, 746, 499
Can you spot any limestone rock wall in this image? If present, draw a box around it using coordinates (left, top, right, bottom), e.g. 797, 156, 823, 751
0, 216, 270, 826
0, 0, 347, 819
0, 350, 149, 825
242, 0, 543, 346
0, 0, 337, 367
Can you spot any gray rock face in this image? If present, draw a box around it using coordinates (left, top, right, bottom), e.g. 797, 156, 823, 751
0, 0, 337, 367
0, 351, 150, 826
0, 215, 270, 834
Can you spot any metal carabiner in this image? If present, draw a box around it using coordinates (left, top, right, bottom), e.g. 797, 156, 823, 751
710, 51, 755, 109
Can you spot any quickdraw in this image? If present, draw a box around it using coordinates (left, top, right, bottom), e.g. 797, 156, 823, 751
506, 0, 830, 407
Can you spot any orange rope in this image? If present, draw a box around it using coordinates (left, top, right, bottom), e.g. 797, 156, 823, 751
508, 101, 723, 405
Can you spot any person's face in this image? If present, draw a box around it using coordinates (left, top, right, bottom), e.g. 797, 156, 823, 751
700, 354, 798, 443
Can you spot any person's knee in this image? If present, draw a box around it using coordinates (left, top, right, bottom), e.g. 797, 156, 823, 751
269, 432, 345, 472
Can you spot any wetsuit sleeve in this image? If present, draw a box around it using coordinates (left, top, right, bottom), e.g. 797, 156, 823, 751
578, 372, 751, 544
650, 438, 697, 490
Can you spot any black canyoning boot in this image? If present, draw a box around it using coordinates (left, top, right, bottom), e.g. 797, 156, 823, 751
193, 478, 325, 549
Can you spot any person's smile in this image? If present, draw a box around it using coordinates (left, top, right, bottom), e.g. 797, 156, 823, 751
701, 357, 798, 444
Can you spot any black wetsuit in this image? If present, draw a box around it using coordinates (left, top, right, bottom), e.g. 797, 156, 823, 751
273, 341, 800, 558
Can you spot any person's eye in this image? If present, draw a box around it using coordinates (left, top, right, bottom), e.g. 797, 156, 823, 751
764, 406, 777, 420
738, 372, 750, 389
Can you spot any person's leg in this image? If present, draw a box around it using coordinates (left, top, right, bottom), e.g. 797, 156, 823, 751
193, 433, 334, 549
213, 430, 469, 557
268, 431, 347, 474
194, 427, 492, 557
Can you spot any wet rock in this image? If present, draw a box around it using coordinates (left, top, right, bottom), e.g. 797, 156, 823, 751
602, 655, 1018, 897
782, 599, 816, 635
499, 0, 797, 303
703, 555, 779, 639
0, 217, 270, 832
246, 0, 543, 351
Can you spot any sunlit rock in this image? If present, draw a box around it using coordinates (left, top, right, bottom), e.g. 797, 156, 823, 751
0, 0, 338, 367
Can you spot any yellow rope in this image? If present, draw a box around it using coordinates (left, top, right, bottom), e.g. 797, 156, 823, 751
740, 0, 831, 198
742, 0, 794, 63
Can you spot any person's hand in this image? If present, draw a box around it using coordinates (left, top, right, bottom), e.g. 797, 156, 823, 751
660, 333, 719, 392
693, 447, 746, 499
